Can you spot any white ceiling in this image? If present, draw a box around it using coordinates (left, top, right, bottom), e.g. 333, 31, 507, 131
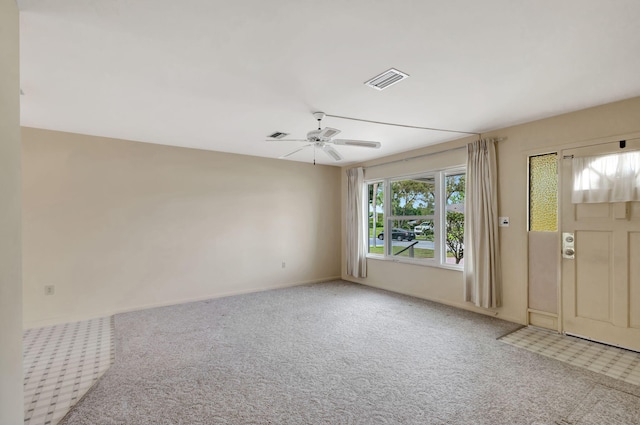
17, 0, 640, 166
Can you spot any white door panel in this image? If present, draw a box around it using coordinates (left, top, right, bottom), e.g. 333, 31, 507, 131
561, 139, 640, 351
630, 232, 640, 329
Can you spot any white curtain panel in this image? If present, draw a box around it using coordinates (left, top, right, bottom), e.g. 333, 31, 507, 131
572, 151, 640, 203
464, 139, 501, 308
346, 167, 367, 278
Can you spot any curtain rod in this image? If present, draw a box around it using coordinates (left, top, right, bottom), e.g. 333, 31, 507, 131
325, 114, 480, 136
362, 137, 506, 170
363, 145, 467, 170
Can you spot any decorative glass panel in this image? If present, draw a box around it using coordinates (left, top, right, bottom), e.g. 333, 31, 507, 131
572, 151, 640, 203
529, 153, 558, 231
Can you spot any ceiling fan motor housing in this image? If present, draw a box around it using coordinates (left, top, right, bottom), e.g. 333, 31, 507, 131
306, 128, 342, 142
307, 129, 323, 141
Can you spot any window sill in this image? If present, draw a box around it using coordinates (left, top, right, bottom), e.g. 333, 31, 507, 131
365, 253, 463, 272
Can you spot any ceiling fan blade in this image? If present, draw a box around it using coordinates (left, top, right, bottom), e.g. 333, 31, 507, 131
265, 139, 308, 142
318, 127, 341, 139
332, 139, 381, 149
279, 144, 311, 159
322, 145, 343, 161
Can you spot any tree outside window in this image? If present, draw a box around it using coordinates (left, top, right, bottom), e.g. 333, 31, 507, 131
445, 173, 465, 265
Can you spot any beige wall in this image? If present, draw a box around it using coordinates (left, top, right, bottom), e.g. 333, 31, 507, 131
22, 128, 342, 327
0, 0, 24, 423
342, 96, 640, 325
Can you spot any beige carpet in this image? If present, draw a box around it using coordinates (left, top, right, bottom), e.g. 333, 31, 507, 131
560, 384, 640, 424
59, 281, 640, 424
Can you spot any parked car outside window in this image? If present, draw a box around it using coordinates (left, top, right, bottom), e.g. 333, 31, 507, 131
413, 222, 432, 235
377, 228, 416, 241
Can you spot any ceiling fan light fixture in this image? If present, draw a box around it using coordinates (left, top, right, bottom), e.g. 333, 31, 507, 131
364, 68, 409, 91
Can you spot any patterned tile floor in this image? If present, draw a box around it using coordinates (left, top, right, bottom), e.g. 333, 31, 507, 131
23, 317, 115, 425
500, 326, 640, 387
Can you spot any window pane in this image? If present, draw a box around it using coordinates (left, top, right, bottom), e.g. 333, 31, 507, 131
387, 220, 434, 259
529, 153, 558, 231
366, 168, 465, 268
391, 178, 435, 216
368, 182, 384, 254
572, 151, 640, 203
445, 173, 465, 265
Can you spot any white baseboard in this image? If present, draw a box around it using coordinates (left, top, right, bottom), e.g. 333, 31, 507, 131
342, 277, 525, 326
24, 275, 342, 329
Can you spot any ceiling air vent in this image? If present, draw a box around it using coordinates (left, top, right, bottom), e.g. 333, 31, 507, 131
267, 131, 289, 139
364, 68, 409, 91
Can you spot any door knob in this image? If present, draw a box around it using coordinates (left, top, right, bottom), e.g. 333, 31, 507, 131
562, 232, 575, 259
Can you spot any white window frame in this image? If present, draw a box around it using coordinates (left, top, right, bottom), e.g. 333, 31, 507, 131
441, 167, 466, 267
365, 165, 465, 270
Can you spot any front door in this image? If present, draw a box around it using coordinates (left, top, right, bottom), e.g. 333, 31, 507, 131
561, 139, 640, 351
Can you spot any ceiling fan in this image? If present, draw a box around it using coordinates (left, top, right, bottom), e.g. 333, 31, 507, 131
267, 112, 381, 164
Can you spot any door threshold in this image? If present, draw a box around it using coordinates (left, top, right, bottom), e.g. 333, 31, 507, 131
564, 332, 640, 354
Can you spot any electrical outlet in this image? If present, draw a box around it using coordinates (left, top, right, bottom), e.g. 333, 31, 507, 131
44, 285, 55, 295
282, 261, 286, 269
498, 217, 510, 227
